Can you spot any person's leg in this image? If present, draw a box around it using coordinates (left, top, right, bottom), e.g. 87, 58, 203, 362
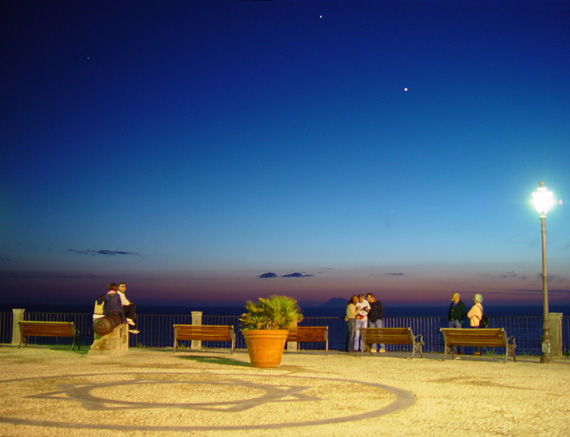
368, 320, 378, 351
354, 319, 365, 352
448, 320, 462, 354
347, 320, 355, 352
377, 319, 386, 351
123, 304, 139, 334
474, 325, 482, 355
123, 304, 136, 324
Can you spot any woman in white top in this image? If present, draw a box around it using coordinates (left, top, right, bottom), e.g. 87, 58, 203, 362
354, 294, 370, 352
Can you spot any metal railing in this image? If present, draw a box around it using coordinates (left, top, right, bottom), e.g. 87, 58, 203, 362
0, 311, 568, 356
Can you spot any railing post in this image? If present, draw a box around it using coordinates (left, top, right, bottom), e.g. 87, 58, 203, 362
191, 311, 202, 350
549, 313, 563, 358
11, 309, 25, 346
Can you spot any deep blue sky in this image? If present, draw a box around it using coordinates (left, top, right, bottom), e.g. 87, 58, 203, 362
1, 0, 568, 308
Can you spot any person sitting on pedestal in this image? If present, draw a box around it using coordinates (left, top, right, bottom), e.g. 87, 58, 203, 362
118, 282, 139, 334
104, 283, 127, 325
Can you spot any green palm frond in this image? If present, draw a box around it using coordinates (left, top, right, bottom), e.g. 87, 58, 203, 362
239, 295, 303, 330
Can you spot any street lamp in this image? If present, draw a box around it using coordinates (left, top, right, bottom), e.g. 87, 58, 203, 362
531, 181, 556, 364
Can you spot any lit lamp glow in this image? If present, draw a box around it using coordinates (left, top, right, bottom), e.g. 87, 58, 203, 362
532, 183, 556, 217
531, 181, 556, 364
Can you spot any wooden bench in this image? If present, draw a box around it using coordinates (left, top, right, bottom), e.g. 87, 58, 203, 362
360, 327, 424, 359
440, 328, 517, 363
173, 325, 235, 354
19, 321, 80, 350
287, 326, 329, 354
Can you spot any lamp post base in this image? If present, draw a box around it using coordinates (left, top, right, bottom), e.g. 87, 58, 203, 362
540, 340, 552, 364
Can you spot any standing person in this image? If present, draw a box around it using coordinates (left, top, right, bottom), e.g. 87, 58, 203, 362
104, 283, 127, 324
467, 293, 484, 356
117, 282, 139, 334
345, 295, 358, 352
354, 294, 370, 352
366, 293, 385, 353
448, 292, 467, 356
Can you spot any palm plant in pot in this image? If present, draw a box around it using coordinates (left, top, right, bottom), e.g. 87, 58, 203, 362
239, 295, 303, 368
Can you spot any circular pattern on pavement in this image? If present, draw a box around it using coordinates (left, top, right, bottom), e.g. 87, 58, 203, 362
0, 372, 416, 431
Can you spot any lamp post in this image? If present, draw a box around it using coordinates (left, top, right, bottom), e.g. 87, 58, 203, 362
531, 181, 556, 364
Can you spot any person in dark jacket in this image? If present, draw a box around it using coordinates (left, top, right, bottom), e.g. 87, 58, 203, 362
366, 293, 385, 353
448, 292, 467, 356
104, 283, 127, 324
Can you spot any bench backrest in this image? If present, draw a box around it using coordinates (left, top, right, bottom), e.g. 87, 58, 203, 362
361, 327, 414, 344
173, 325, 234, 342
440, 328, 507, 347
286, 326, 328, 342
19, 321, 76, 337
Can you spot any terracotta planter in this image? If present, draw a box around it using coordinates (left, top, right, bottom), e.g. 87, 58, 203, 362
243, 329, 289, 368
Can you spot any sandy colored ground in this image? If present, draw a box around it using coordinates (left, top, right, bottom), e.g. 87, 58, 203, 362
0, 346, 569, 436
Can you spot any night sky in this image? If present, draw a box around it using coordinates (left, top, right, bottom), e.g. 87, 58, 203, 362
1, 0, 568, 308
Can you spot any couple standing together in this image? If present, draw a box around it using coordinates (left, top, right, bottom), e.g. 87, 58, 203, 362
448, 292, 485, 356
346, 293, 385, 353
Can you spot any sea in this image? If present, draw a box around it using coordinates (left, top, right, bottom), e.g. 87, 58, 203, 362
2, 302, 569, 318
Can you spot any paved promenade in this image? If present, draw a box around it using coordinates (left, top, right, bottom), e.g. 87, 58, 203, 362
0, 346, 569, 436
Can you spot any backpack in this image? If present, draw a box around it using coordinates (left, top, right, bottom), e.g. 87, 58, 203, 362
480, 313, 489, 328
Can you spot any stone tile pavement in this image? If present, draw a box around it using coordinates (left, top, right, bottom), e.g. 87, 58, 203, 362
1, 346, 569, 436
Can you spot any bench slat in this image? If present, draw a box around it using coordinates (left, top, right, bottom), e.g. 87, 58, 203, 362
286, 327, 329, 354
360, 328, 424, 359
19, 321, 80, 350
440, 328, 516, 363
173, 325, 235, 354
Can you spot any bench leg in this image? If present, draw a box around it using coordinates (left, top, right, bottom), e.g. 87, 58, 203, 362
414, 343, 424, 358
72, 332, 81, 351
72, 335, 79, 351
509, 344, 517, 363
442, 344, 450, 361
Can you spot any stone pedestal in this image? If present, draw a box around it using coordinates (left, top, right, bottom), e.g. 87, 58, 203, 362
549, 313, 563, 358
11, 309, 25, 346
88, 323, 129, 357
191, 311, 202, 350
